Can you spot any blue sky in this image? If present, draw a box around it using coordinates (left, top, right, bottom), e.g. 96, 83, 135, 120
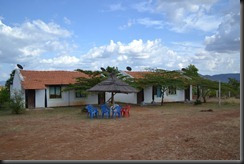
0, 0, 240, 81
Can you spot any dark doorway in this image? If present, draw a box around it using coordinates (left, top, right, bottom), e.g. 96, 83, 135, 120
25, 90, 35, 109
98, 92, 105, 105
137, 89, 144, 104
45, 89, 47, 107
185, 86, 190, 101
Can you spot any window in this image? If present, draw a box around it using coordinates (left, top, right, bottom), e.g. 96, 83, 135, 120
156, 86, 162, 97
49, 86, 62, 98
75, 90, 86, 98
168, 86, 176, 95
153, 86, 162, 97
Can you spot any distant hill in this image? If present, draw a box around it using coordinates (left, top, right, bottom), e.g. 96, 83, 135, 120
202, 73, 240, 83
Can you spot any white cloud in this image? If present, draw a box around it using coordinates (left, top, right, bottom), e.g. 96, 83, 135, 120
192, 51, 240, 74
82, 39, 187, 71
204, 12, 240, 53
40, 55, 80, 65
0, 19, 73, 64
137, 17, 164, 29
132, 0, 220, 32
80, 39, 239, 75
119, 19, 135, 30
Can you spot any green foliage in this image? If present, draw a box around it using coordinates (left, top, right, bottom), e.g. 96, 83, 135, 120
227, 78, 240, 97
9, 91, 25, 114
183, 64, 199, 77
0, 87, 10, 109
194, 99, 202, 105
5, 70, 15, 92
66, 66, 129, 96
135, 68, 190, 105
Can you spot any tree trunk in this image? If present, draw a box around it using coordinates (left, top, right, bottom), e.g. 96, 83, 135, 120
111, 92, 114, 105
161, 89, 165, 106
197, 85, 200, 100
202, 89, 210, 103
203, 96, 206, 103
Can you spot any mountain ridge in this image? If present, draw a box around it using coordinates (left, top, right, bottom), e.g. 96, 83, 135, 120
201, 73, 240, 83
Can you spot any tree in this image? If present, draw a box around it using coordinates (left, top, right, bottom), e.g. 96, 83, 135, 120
5, 70, 15, 92
182, 64, 202, 102
135, 69, 189, 105
0, 87, 10, 109
227, 78, 240, 97
66, 66, 127, 102
0, 70, 15, 109
182, 64, 236, 103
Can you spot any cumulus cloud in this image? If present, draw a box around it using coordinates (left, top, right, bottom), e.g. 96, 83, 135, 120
191, 51, 240, 74
132, 0, 220, 32
204, 12, 240, 53
0, 19, 75, 65
81, 39, 190, 71
80, 39, 239, 75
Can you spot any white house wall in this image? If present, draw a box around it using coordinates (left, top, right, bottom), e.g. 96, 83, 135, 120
35, 89, 45, 108
105, 92, 137, 104
144, 86, 153, 103
153, 90, 185, 102
11, 69, 26, 107
46, 86, 98, 107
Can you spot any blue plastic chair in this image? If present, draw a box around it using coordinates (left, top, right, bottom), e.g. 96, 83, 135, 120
100, 104, 110, 118
112, 105, 122, 118
85, 105, 99, 119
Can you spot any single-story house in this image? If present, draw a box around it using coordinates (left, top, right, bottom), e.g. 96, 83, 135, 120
11, 68, 193, 109
11, 69, 98, 108
105, 71, 193, 104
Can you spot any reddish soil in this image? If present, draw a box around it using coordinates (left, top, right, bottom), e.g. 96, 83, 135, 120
0, 103, 240, 160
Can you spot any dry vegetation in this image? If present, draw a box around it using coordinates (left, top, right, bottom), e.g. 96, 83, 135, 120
0, 98, 240, 161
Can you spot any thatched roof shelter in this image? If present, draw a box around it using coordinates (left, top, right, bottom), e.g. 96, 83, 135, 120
87, 74, 138, 104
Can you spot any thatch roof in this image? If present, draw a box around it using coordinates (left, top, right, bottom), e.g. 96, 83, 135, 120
87, 74, 138, 93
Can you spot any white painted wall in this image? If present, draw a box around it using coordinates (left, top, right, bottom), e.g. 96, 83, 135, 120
46, 86, 98, 107
143, 86, 186, 103
11, 69, 26, 107
105, 92, 137, 104
35, 89, 45, 108
144, 86, 153, 103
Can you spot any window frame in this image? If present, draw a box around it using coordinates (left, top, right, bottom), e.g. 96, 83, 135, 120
49, 85, 62, 99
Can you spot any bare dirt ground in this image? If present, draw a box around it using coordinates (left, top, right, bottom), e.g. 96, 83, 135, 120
0, 98, 240, 161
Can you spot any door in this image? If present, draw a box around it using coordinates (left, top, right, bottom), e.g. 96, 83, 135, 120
25, 90, 35, 109
137, 89, 144, 104
98, 92, 105, 105
185, 86, 190, 101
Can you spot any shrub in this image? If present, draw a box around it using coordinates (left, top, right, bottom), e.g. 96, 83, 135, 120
0, 87, 10, 109
194, 99, 202, 105
9, 91, 25, 114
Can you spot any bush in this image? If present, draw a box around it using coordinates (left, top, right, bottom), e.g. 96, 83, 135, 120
194, 99, 202, 105
9, 91, 25, 114
0, 87, 10, 109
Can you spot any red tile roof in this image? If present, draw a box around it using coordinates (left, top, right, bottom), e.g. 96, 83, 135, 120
124, 71, 152, 79
20, 70, 89, 89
